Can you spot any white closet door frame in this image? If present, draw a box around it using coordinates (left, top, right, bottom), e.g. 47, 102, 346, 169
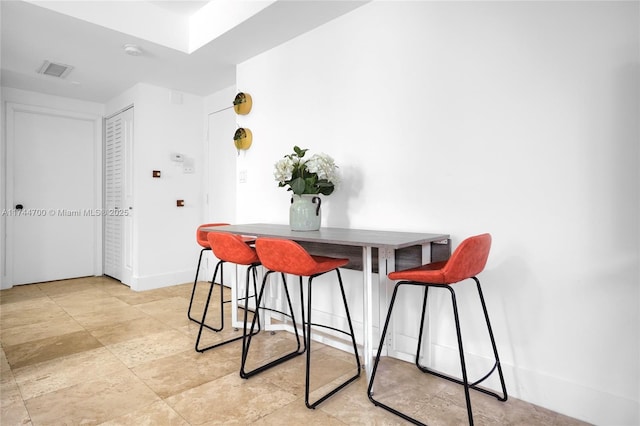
104, 106, 134, 285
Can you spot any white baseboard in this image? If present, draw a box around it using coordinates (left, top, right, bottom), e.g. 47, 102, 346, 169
426, 343, 639, 426
130, 269, 194, 291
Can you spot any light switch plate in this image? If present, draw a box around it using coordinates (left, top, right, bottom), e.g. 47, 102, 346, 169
183, 158, 195, 173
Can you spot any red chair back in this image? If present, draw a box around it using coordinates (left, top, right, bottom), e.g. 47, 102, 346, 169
255, 238, 319, 276
196, 223, 229, 248
255, 238, 348, 277
441, 233, 492, 283
207, 232, 259, 266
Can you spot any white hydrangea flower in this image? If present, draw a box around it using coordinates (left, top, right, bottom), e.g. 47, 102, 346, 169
306, 153, 339, 183
273, 157, 294, 183
275, 147, 339, 195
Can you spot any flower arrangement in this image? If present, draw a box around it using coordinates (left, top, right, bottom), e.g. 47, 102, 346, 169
274, 146, 338, 196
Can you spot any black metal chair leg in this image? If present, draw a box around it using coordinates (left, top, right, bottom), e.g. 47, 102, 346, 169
473, 277, 508, 402
385, 285, 476, 424
370, 234, 505, 425
304, 269, 361, 409
241, 265, 262, 361
449, 287, 474, 426
193, 260, 225, 334
416, 283, 508, 403
240, 270, 304, 379
369, 280, 507, 425
241, 273, 270, 373
414, 286, 430, 370
368, 283, 425, 425
196, 263, 261, 352
188, 247, 210, 323
370, 281, 498, 425
298, 275, 307, 354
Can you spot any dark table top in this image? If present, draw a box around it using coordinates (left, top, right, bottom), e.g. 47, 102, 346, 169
202, 223, 449, 249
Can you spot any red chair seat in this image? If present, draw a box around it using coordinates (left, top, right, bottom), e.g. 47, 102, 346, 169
388, 261, 448, 283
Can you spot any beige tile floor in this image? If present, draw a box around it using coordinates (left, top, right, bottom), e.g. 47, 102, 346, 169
0, 276, 590, 425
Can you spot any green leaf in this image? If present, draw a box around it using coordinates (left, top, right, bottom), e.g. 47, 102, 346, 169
290, 177, 306, 195
303, 175, 317, 194
293, 146, 308, 158
316, 180, 334, 196
318, 187, 334, 196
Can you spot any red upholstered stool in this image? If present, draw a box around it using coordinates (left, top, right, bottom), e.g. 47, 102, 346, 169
194, 232, 261, 352
367, 233, 507, 425
243, 237, 361, 409
187, 223, 229, 326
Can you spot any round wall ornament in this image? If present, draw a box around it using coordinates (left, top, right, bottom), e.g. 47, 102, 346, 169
233, 92, 252, 115
233, 127, 252, 151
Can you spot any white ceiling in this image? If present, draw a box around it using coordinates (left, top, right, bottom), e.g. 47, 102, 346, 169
0, 0, 368, 103
148, 1, 210, 16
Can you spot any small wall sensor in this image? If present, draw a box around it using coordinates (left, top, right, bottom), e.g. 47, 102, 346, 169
171, 153, 184, 162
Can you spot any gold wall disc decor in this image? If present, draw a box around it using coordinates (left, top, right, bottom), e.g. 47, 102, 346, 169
233, 92, 252, 115
234, 127, 252, 151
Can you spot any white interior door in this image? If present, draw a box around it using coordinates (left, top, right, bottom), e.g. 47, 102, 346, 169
8, 104, 99, 285
207, 107, 237, 222
201, 107, 236, 282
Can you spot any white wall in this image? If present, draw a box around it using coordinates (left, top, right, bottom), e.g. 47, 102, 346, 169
235, 2, 639, 425
204, 85, 238, 223
0, 87, 105, 289
106, 83, 205, 291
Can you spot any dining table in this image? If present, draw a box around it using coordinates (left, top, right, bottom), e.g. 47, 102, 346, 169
202, 223, 450, 379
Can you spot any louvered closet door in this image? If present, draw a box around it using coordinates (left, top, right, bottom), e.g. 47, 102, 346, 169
104, 107, 133, 282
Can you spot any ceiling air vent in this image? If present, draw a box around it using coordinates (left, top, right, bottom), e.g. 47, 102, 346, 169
37, 60, 74, 78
